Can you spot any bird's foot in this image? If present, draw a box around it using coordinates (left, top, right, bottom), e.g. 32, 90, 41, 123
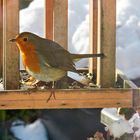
46, 89, 56, 102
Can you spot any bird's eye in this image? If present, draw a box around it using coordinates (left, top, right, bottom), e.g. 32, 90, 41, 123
23, 37, 28, 42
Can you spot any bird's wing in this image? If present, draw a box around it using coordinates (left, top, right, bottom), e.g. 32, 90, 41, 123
36, 39, 77, 72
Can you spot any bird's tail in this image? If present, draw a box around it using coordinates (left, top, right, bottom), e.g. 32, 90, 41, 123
71, 53, 105, 62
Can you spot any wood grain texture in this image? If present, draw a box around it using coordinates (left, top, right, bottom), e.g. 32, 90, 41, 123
99, 0, 116, 87
133, 89, 140, 107
45, 0, 53, 40
89, 0, 98, 77
0, 0, 3, 77
0, 89, 134, 109
53, 0, 68, 49
3, 0, 19, 89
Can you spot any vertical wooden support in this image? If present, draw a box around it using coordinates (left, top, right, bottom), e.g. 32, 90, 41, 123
98, 0, 116, 87
45, 0, 54, 40
0, 0, 3, 77
89, 0, 98, 82
52, 0, 68, 87
3, 0, 19, 89
53, 0, 68, 49
97, 0, 102, 86
133, 89, 140, 107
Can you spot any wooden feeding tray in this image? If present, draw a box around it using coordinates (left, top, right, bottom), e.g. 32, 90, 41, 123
0, 70, 139, 109
0, 0, 139, 110
0, 88, 137, 110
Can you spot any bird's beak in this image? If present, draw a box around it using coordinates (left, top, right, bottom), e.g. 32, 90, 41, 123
8, 38, 16, 42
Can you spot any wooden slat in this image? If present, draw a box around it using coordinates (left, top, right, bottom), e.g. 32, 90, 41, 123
99, 0, 116, 87
0, 89, 134, 109
97, 0, 101, 86
89, 0, 98, 78
53, 0, 68, 49
3, 0, 19, 89
45, 0, 53, 40
0, 0, 3, 77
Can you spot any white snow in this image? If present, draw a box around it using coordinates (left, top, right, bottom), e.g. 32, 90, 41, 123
102, 108, 140, 139
10, 119, 48, 140
20, 0, 45, 36
102, 108, 134, 138
129, 112, 140, 138
108, 119, 133, 138
116, 0, 140, 79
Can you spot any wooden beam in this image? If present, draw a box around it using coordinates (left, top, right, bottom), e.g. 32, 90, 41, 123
3, 0, 19, 89
0, 89, 134, 109
0, 0, 3, 77
45, 0, 54, 40
53, 0, 68, 49
89, 0, 98, 78
99, 0, 116, 87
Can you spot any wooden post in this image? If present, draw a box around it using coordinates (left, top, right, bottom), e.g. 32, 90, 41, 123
98, 0, 116, 87
53, 0, 68, 86
3, 0, 19, 89
0, 0, 3, 77
45, 0, 54, 40
53, 0, 68, 49
89, 0, 98, 83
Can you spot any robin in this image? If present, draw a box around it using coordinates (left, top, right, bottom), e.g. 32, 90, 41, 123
9, 32, 104, 101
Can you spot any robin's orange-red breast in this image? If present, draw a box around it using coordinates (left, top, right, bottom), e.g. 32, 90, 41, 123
9, 32, 104, 100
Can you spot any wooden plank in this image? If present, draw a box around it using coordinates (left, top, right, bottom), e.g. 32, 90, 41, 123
99, 0, 116, 87
3, 0, 19, 89
89, 0, 98, 79
0, 89, 133, 109
45, 0, 53, 40
0, 0, 3, 77
53, 0, 68, 49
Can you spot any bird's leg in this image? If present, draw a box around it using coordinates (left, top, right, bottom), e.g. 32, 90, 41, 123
52, 81, 56, 99
46, 81, 56, 102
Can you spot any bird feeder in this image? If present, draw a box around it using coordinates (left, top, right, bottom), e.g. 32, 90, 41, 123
0, 0, 139, 109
